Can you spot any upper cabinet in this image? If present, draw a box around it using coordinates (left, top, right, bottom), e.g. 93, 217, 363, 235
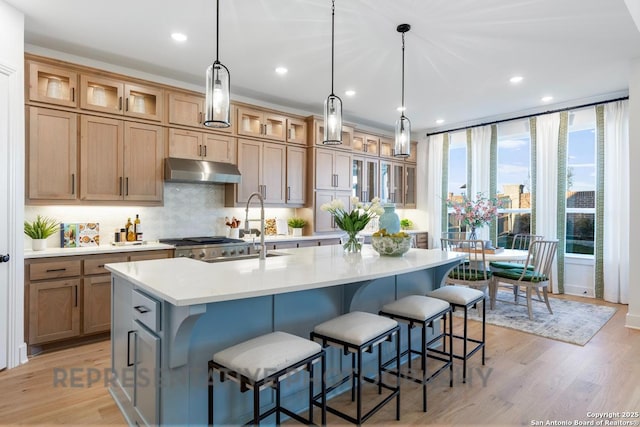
237, 106, 286, 141
379, 137, 394, 158
28, 62, 78, 107
307, 116, 354, 149
167, 92, 234, 134
406, 141, 418, 163
168, 129, 235, 164
352, 132, 380, 156
286, 117, 307, 145
80, 74, 163, 121
27, 107, 78, 201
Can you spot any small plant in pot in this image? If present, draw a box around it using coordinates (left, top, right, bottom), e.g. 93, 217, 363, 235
287, 217, 306, 237
24, 215, 59, 251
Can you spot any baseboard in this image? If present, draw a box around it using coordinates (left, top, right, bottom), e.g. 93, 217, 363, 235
563, 284, 594, 298
19, 343, 28, 365
625, 312, 640, 330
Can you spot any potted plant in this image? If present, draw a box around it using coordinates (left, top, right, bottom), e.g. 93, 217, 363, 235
400, 218, 413, 230
24, 215, 59, 251
287, 217, 307, 237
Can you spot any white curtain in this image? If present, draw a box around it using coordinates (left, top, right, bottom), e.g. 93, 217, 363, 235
470, 125, 492, 241
603, 101, 630, 303
535, 113, 560, 291
424, 134, 443, 248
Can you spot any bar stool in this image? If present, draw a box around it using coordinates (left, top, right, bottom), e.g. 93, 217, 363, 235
310, 311, 401, 425
208, 331, 326, 426
378, 295, 453, 412
427, 286, 485, 383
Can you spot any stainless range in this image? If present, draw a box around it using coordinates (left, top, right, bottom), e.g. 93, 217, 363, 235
159, 236, 252, 262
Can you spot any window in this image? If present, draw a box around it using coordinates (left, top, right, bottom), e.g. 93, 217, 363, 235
496, 119, 532, 248
446, 131, 467, 233
566, 108, 596, 255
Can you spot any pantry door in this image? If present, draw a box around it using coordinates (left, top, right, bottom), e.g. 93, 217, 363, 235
0, 69, 10, 370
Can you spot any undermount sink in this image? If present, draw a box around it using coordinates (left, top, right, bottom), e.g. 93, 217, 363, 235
204, 252, 287, 263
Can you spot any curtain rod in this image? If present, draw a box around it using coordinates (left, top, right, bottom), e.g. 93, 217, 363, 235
425, 96, 629, 137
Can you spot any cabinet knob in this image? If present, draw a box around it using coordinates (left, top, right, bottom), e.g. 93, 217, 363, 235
0, 254, 9, 263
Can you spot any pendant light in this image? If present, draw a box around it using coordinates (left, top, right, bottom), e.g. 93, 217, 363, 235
204, 0, 231, 128
323, 0, 342, 145
394, 24, 411, 157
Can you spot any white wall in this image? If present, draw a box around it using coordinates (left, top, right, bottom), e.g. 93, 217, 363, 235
0, 0, 26, 368
626, 57, 640, 329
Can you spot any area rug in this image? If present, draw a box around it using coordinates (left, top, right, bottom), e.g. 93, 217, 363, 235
457, 290, 617, 346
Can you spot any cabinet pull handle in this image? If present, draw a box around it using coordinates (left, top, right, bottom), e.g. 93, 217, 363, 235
119, 177, 123, 196
287, 186, 291, 201
71, 173, 75, 195
134, 305, 151, 314
199, 112, 203, 124
203, 145, 207, 157
98, 264, 105, 268
127, 331, 135, 367
46, 268, 66, 272
71, 87, 75, 102
125, 97, 129, 112
125, 177, 129, 196
198, 145, 202, 157
288, 128, 291, 140
74, 285, 78, 307
118, 96, 123, 111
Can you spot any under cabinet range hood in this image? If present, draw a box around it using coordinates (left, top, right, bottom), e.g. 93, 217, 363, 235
164, 157, 242, 184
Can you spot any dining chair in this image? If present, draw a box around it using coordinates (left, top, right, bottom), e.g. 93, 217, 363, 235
489, 239, 558, 320
440, 238, 492, 294
490, 234, 544, 302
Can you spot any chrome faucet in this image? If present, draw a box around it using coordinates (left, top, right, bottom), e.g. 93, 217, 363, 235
244, 192, 266, 260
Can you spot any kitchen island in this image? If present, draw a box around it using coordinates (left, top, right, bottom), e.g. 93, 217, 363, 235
105, 245, 464, 426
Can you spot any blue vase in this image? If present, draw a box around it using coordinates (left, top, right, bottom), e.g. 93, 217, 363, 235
379, 204, 400, 234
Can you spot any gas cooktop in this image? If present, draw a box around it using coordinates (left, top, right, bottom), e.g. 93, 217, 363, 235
158, 236, 245, 246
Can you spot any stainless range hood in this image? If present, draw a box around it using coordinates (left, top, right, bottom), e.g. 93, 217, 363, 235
164, 157, 242, 184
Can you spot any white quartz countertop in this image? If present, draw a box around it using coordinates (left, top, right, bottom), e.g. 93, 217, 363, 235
105, 245, 464, 307
24, 242, 174, 259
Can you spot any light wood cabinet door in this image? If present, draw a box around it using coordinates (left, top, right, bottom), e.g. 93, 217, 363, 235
406, 141, 418, 163
312, 119, 354, 148
28, 62, 78, 107
314, 148, 336, 190
168, 128, 203, 160
286, 117, 307, 145
237, 106, 286, 141
353, 156, 379, 202
237, 139, 262, 202
404, 164, 417, 208
262, 142, 286, 204
286, 146, 306, 205
168, 92, 204, 127
334, 151, 352, 191
80, 75, 163, 121
124, 122, 164, 202
80, 115, 124, 201
314, 190, 351, 233
27, 107, 78, 200
380, 137, 394, 158
203, 133, 235, 164
128, 250, 173, 262
28, 278, 81, 345
352, 133, 379, 155
83, 275, 111, 335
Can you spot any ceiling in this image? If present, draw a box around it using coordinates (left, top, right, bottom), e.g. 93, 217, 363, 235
7, 0, 640, 135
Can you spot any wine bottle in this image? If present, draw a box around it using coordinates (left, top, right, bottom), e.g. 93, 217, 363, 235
126, 217, 135, 242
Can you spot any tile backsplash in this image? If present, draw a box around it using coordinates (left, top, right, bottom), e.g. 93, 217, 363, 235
25, 183, 296, 248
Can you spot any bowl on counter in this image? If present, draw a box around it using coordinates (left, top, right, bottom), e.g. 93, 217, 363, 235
371, 235, 412, 256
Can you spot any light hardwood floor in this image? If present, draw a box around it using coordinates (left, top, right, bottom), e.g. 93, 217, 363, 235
1, 294, 639, 426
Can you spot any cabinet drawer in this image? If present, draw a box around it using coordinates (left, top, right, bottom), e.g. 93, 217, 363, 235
129, 250, 172, 262
132, 290, 161, 333
84, 255, 128, 275
415, 233, 428, 243
29, 259, 81, 281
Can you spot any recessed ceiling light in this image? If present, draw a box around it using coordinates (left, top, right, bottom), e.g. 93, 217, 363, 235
436, 119, 445, 125
510, 76, 523, 84
345, 90, 356, 97
397, 106, 405, 112
275, 67, 288, 75
541, 95, 553, 102
171, 33, 187, 42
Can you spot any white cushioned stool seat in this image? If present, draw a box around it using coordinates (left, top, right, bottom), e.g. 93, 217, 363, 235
428, 286, 484, 306
313, 311, 398, 346
381, 295, 450, 321
213, 331, 322, 382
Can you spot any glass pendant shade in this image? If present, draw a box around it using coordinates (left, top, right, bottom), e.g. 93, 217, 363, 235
204, 61, 230, 128
394, 115, 411, 157
323, 94, 343, 145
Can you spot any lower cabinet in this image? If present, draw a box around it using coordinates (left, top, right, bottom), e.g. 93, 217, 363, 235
112, 281, 161, 427
314, 190, 351, 233
25, 249, 172, 353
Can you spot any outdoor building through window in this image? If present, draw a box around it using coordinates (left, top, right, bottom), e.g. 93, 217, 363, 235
566, 108, 596, 255
446, 130, 468, 234
496, 119, 532, 248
